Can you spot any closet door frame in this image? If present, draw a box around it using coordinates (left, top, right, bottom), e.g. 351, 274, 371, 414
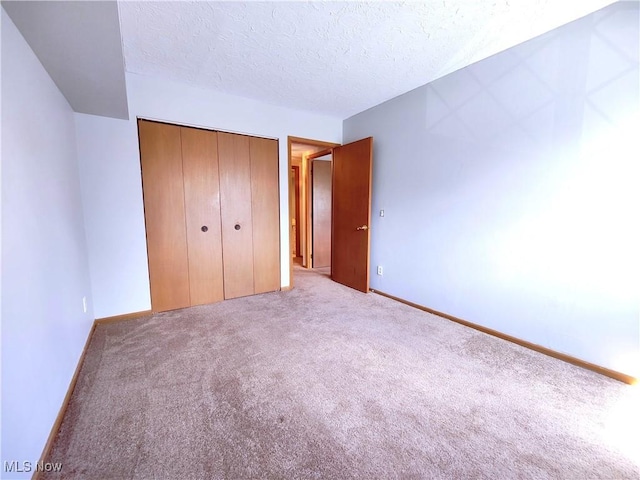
137, 118, 281, 310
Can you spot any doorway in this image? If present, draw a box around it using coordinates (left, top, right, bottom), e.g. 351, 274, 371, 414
287, 136, 339, 287
287, 136, 373, 293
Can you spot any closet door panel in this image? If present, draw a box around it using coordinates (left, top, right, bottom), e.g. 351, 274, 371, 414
138, 120, 190, 312
250, 137, 281, 293
218, 132, 255, 299
181, 127, 224, 305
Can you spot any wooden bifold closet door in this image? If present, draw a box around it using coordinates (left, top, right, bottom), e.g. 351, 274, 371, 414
181, 127, 225, 305
138, 120, 280, 312
217, 132, 254, 299
248, 136, 280, 295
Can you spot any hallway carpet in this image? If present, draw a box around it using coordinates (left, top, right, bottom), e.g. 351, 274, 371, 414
44, 268, 639, 479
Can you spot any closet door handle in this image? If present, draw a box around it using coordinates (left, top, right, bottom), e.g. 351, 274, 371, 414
201, 226, 208, 232
234, 224, 241, 231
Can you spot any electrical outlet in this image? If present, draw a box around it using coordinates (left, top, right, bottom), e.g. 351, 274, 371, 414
82, 297, 87, 313
377, 266, 383, 276
380, 209, 384, 217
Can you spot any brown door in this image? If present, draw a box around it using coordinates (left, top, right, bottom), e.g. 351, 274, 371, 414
138, 120, 191, 311
331, 137, 373, 293
292, 166, 301, 256
312, 160, 332, 268
181, 127, 224, 306
250, 136, 280, 294
218, 132, 255, 299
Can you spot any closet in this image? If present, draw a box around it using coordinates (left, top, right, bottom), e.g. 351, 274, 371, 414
138, 119, 280, 313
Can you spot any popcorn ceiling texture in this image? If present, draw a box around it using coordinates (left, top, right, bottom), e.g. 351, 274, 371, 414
118, 0, 615, 118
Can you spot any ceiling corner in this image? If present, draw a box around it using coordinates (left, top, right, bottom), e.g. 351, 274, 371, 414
2, 0, 129, 120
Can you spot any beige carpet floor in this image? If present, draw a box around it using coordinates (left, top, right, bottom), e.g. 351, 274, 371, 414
44, 268, 639, 479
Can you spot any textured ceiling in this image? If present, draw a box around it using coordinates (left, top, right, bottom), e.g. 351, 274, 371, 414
119, 0, 617, 119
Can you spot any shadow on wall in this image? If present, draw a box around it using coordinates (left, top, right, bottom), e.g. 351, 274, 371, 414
344, 1, 640, 376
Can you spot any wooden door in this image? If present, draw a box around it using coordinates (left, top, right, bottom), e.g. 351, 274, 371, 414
292, 166, 301, 256
138, 120, 191, 311
250, 137, 280, 294
181, 127, 224, 305
312, 160, 332, 268
218, 132, 255, 299
331, 137, 373, 293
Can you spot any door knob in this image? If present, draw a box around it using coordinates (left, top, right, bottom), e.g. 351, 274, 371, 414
201, 226, 208, 232
234, 224, 241, 231
356, 225, 369, 231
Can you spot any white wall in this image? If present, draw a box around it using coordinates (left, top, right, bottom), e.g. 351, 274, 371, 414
1, 9, 94, 476
75, 113, 151, 319
77, 72, 342, 318
344, 2, 639, 376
